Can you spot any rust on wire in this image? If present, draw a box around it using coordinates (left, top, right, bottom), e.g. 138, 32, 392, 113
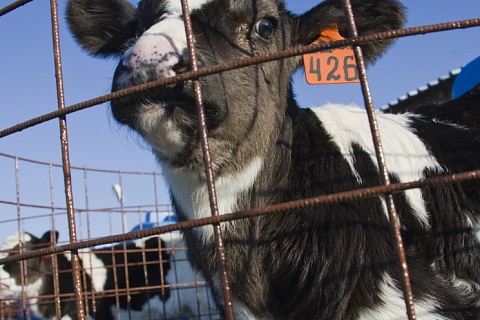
0, 151, 164, 175
179, 0, 235, 318
15, 158, 30, 319
48, 0, 85, 319
1, 18, 479, 139
48, 164, 63, 318
117, 172, 134, 315
0, 0, 34, 17
81, 168, 98, 316
341, 0, 416, 319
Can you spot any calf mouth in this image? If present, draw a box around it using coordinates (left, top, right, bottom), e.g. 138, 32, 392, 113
110, 81, 198, 130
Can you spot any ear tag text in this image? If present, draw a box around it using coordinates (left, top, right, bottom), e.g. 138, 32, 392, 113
303, 26, 360, 85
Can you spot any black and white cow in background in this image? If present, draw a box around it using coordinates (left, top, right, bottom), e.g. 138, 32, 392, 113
0, 230, 217, 320
66, 0, 480, 318
0, 231, 172, 319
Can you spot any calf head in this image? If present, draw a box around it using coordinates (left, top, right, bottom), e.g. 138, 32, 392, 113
0, 231, 57, 297
67, 0, 405, 173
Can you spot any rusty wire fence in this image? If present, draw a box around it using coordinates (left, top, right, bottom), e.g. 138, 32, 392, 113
0, 0, 480, 319
0, 151, 219, 319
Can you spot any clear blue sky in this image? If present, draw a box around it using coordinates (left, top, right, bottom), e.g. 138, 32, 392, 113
0, 0, 479, 242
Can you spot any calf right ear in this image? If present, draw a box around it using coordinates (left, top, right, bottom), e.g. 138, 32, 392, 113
66, 0, 137, 57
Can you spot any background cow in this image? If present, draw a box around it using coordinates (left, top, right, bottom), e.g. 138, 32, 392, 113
0, 229, 218, 319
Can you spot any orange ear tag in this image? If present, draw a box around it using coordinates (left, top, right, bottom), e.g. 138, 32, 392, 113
303, 25, 360, 85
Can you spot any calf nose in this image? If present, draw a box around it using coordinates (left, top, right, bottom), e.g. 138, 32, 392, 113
124, 37, 182, 77
121, 32, 188, 85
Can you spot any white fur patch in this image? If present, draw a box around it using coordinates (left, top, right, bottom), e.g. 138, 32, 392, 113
63, 250, 107, 292
2, 232, 31, 250
160, 233, 218, 318
230, 298, 259, 320
0, 232, 41, 297
136, 104, 187, 159
165, 0, 213, 14
78, 252, 107, 292
450, 274, 480, 295
464, 213, 480, 244
312, 104, 441, 226
358, 274, 445, 320
113, 295, 164, 320
163, 157, 264, 242
0, 265, 44, 317
211, 276, 258, 319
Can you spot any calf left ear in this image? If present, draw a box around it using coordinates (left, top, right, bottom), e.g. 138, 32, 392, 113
294, 0, 406, 64
39, 231, 59, 246
66, 0, 137, 57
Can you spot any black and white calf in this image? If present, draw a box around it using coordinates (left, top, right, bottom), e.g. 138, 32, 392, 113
0, 231, 172, 319
66, 0, 480, 318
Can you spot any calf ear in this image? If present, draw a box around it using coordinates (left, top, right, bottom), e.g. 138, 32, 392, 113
39, 231, 59, 246
295, 0, 406, 64
66, 0, 136, 57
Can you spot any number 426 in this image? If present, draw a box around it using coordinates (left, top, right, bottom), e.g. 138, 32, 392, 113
309, 55, 359, 82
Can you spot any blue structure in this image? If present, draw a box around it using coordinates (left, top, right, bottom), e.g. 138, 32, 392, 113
130, 212, 177, 232
452, 55, 480, 98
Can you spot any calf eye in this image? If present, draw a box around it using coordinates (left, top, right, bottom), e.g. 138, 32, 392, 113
254, 18, 277, 40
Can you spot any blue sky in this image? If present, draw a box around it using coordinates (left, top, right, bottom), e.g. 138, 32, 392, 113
0, 0, 479, 242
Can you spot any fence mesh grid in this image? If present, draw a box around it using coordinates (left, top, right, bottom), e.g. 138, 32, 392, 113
0, 0, 480, 319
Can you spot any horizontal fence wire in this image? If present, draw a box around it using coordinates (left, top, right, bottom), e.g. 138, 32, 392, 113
0, 152, 163, 175
0, 18, 479, 139
2, 167, 479, 265
0, 0, 34, 17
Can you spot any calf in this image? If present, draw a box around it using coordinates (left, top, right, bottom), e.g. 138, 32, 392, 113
66, 0, 480, 318
0, 231, 171, 319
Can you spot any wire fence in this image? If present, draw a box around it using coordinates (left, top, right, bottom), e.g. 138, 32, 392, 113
1, 0, 480, 319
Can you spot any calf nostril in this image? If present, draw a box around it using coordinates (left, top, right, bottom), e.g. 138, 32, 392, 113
172, 56, 191, 74
121, 50, 138, 72
121, 59, 131, 72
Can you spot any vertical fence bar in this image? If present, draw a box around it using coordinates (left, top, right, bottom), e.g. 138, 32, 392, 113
109, 177, 122, 320
178, 0, 235, 319
111, 242, 122, 320
82, 168, 96, 316
14, 158, 29, 320
152, 172, 170, 318
48, 0, 85, 318
118, 172, 133, 317
83, 168, 92, 242
341, 0, 416, 319
49, 164, 62, 319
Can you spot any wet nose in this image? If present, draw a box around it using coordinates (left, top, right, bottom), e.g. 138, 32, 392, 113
120, 33, 188, 83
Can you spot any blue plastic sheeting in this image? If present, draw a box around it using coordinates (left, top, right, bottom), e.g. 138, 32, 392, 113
452, 55, 480, 98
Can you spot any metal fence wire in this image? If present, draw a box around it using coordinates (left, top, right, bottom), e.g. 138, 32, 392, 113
0, 0, 480, 319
